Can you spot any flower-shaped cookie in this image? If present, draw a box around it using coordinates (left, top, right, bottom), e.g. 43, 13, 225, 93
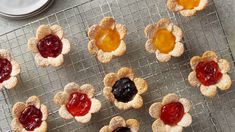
28, 25, 70, 67
53, 82, 101, 123
0, 49, 20, 89
149, 93, 192, 132
144, 18, 184, 62
188, 51, 232, 97
167, 0, 208, 17
11, 96, 48, 132
103, 67, 148, 110
99, 116, 140, 132
88, 17, 127, 63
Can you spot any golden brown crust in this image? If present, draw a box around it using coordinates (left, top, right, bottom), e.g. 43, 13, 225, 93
12, 102, 26, 118
134, 78, 148, 94
53, 91, 69, 105
100, 17, 116, 29
26, 96, 41, 108
104, 73, 119, 87
149, 102, 162, 119
115, 24, 128, 39
126, 119, 140, 132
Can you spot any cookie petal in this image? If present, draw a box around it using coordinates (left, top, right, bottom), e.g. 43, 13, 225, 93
64, 82, 80, 94
50, 25, 64, 39
0, 49, 11, 60
180, 9, 197, 17
88, 40, 98, 55
41, 104, 48, 121
218, 59, 230, 74
88, 25, 101, 39
156, 18, 171, 29
11, 118, 23, 132
116, 24, 127, 39
99, 17, 116, 29
172, 25, 183, 42
190, 56, 201, 70
179, 98, 192, 113
97, 50, 113, 63
114, 101, 131, 110
165, 125, 183, 132
99, 126, 111, 132
162, 93, 179, 105
144, 24, 156, 39
61, 39, 71, 54
145, 39, 156, 53
35, 53, 49, 67
195, 0, 208, 11
2, 76, 17, 89
177, 113, 192, 127
109, 116, 126, 130
152, 119, 166, 132
89, 98, 101, 113
216, 74, 232, 91
156, 52, 171, 62
117, 67, 134, 80
167, 0, 184, 11
34, 121, 47, 132
200, 85, 217, 97
169, 42, 184, 57
36, 25, 52, 40
53, 91, 69, 105
188, 71, 200, 87
112, 40, 126, 56
26, 96, 40, 108
12, 102, 26, 118
80, 84, 95, 98
27, 37, 39, 52
104, 73, 119, 87
10, 60, 21, 76
131, 94, 143, 109
126, 119, 140, 132
134, 78, 148, 94
202, 51, 218, 61
149, 102, 162, 119
59, 105, 73, 119
48, 54, 64, 67
75, 113, 92, 123
103, 86, 115, 102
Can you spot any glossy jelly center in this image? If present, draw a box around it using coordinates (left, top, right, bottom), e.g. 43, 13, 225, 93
195, 60, 222, 86
0, 58, 12, 83
113, 127, 131, 132
19, 105, 42, 131
95, 28, 120, 52
66, 92, 91, 116
176, 0, 200, 9
160, 102, 184, 125
153, 29, 176, 54
112, 77, 138, 103
37, 34, 62, 58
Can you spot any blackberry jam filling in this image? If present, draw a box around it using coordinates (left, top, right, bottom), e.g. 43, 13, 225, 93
112, 77, 138, 103
113, 127, 131, 132
0, 58, 12, 83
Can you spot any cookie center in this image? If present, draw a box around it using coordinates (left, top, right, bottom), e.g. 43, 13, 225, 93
160, 102, 184, 125
0, 58, 12, 83
37, 34, 63, 58
153, 29, 176, 54
95, 28, 120, 52
19, 105, 42, 131
176, 0, 200, 9
113, 127, 131, 132
66, 92, 91, 116
112, 77, 138, 103
195, 60, 222, 86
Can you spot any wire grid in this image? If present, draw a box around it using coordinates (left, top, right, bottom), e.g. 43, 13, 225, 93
0, 0, 235, 131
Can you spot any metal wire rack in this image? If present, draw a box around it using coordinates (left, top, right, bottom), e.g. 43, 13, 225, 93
0, 0, 235, 131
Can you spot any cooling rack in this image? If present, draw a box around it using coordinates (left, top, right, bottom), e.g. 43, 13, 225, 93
0, 0, 235, 131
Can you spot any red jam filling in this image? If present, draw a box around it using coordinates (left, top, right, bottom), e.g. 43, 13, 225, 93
160, 102, 184, 125
19, 105, 42, 131
37, 34, 62, 58
0, 58, 12, 83
195, 60, 222, 86
66, 92, 91, 116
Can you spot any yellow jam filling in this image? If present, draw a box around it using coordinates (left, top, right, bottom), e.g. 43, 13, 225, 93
95, 28, 120, 52
176, 0, 200, 9
153, 29, 176, 54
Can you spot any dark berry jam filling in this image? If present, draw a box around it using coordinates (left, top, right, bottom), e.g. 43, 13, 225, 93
19, 105, 42, 131
0, 58, 12, 83
195, 60, 222, 86
113, 127, 131, 132
37, 34, 62, 58
160, 102, 184, 126
112, 77, 138, 103
66, 92, 91, 116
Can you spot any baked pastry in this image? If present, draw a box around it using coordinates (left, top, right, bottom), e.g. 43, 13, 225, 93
149, 93, 192, 132
54, 82, 101, 123
144, 18, 184, 62
27, 25, 70, 67
88, 17, 127, 63
99, 116, 140, 132
11, 96, 48, 132
103, 67, 148, 110
167, 0, 208, 17
0, 49, 20, 89
188, 51, 232, 97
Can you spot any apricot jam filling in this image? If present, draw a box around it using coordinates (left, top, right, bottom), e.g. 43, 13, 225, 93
160, 102, 184, 125
95, 28, 121, 52
19, 105, 42, 131
176, 0, 200, 10
0, 58, 12, 83
66, 92, 91, 116
195, 60, 222, 86
153, 29, 176, 54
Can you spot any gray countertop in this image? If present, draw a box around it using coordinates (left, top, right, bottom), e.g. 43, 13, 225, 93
0, 0, 234, 57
